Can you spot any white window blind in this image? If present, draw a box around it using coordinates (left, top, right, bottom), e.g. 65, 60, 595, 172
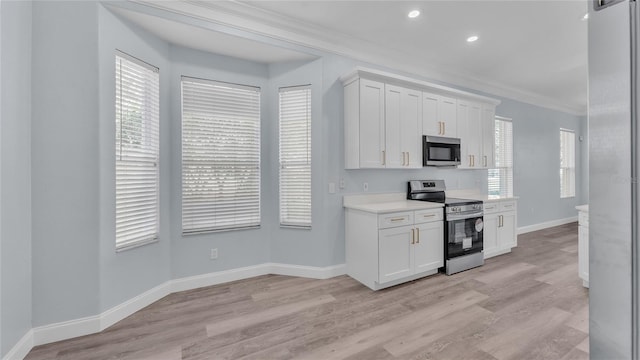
560, 128, 576, 198
181, 77, 261, 234
488, 117, 513, 197
279, 86, 312, 228
115, 52, 160, 251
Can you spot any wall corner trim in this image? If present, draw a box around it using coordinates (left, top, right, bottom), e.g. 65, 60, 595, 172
4, 262, 346, 359
517, 216, 578, 235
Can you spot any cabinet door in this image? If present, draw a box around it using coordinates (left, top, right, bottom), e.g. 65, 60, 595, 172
457, 101, 481, 168
385, 85, 403, 168
379, 226, 413, 283
440, 96, 457, 137
483, 213, 499, 258
401, 88, 422, 168
481, 105, 495, 168
498, 211, 517, 248
413, 221, 444, 274
422, 92, 439, 136
467, 102, 482, 167
423, 94, 456, 138
359, 79, 386, 168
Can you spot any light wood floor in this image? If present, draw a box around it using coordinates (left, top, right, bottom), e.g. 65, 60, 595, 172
26, 223, 588, 360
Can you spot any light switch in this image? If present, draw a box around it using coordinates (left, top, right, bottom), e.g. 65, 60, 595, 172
329, 182, 336, 194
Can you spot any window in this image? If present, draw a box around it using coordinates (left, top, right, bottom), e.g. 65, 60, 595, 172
560, 128, 576, 198
115, 52, 160, 251
279, 86, 312, 228
488, 116, 513, 197
181, 77, 261, 234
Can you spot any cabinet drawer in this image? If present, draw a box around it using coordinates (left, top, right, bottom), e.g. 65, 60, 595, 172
579, 211, 589, 226
500, 201, 516, 212
414, 208, 443, 224
483, 202, 500, 214
378, 212, 413, 229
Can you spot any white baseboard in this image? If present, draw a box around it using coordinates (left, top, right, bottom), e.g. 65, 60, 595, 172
170, 263, 271, 293
2, 330, 33, 360
269, 263, 346, 279
4, 262, 346, 360
517, 216, 578, 235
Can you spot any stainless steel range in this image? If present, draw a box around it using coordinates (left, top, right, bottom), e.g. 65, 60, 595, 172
407, 180, 484, 275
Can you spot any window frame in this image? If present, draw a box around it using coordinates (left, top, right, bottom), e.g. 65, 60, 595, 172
488, 116, 513, 198
181, 76, 262, 235
114, 50, 160, 252
560, 128, 576, 198
279, 85, 312, 229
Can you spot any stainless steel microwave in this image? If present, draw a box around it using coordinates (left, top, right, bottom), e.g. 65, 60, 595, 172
423, 135, 461, 166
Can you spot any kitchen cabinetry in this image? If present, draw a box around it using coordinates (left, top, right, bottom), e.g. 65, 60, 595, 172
342, 67, 500, 170
345, 78, 385, 169
483, 200, 517, 259
422, 92, 457, 137
457, 101, 482, 168
346, 206, 444, 290
576, 205, 589, 288
385, 85, 422, 168
344, 79, 421, 169
481, 105, 496, 168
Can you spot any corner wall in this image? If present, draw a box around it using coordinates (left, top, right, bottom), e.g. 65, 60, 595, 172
1, 1, 32, 356
31, 1, 100, 327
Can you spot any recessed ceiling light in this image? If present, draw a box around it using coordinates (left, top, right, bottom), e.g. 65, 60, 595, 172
582, 13, 589, 21
467, 35, 479, 43
408, 10, 420, 18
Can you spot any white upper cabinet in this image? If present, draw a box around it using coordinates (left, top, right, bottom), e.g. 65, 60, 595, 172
345, 78, 385, 169
384, 84, 423, 168
481, 105, 496, 168
399, 87, 422, 168
342, 67, 500, 170
458, 101, 482, 168
422, 92, 457, 137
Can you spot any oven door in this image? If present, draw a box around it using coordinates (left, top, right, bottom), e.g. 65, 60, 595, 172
446, 215, 483, 259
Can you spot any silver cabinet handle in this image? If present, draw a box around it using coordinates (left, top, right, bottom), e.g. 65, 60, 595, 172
443, 122, 446, 135
407, 152, 410, 166
382, 150, 386, 166
484, 155, 487, 167
411, 228, 415, 244
416, 228, 420, 243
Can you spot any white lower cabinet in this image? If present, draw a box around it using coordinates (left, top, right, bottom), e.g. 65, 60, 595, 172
483, 200, 517, 259
346, 207, 444, 290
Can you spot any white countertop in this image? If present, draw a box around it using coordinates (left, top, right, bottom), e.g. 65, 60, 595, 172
576, 204, 589, 212
343, 192, 517, 214
343, 193, 443, 214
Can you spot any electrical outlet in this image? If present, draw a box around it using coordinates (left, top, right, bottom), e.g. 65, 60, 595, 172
339, 178, 345, 189
363, 182, 369, 192
210, 248, 218, 260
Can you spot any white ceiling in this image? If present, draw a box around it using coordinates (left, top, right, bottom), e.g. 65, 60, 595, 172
125, 0, 589, 115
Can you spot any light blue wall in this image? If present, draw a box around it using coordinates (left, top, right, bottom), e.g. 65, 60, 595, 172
31, 1, 100, 326
168, 45, 272, 279
267, 59, 330, 267
97, 5, 173, 312
496, 97, 586, 225
1, 0, 32, 356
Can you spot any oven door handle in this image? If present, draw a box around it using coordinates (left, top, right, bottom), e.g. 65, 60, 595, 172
446, 212, 483, 221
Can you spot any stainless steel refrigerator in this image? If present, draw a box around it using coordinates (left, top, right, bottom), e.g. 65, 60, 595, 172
589, 0, 640, 358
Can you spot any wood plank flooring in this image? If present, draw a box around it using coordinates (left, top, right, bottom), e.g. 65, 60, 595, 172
25, 223, 588, 360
